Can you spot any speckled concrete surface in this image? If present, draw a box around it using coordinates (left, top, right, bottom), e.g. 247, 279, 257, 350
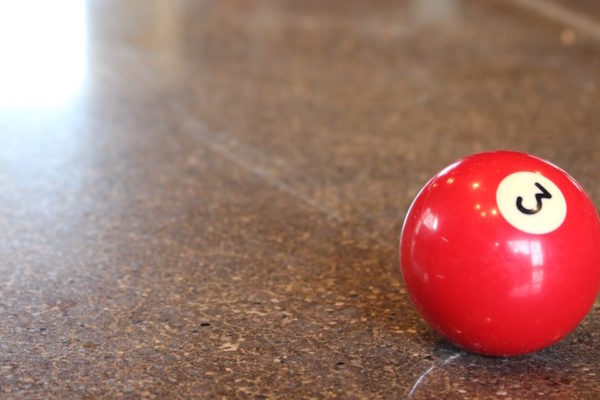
0, 0, 599, 398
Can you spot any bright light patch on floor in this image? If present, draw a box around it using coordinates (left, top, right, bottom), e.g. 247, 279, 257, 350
0, 0, 87, 107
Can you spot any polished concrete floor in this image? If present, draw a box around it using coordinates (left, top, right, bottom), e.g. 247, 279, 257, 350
0, 0, 599, 398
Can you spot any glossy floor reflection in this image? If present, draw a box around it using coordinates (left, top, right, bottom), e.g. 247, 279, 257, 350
0, 0, 87, 108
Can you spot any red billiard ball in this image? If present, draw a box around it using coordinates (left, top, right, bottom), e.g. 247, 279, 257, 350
400, 151, 600, 356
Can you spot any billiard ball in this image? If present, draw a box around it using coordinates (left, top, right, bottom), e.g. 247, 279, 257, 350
400, 151, 600, 356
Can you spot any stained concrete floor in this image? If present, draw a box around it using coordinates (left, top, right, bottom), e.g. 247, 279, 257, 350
0, 0, 599, 398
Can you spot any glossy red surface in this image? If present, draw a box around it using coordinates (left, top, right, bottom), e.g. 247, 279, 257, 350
400, 151, 600, 356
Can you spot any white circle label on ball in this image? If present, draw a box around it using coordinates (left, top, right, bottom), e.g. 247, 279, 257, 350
496, 171, 567, 234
